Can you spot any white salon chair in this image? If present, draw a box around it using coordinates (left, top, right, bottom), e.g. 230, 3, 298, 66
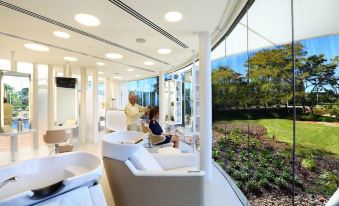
102, 131, 204, 206
43, 129, 73, 154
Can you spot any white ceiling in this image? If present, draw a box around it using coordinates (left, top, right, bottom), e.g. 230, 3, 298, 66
212, 0, 339, 60
0, 0, 232, 80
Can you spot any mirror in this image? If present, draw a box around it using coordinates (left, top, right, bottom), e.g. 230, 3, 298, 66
0, 70, 31, 132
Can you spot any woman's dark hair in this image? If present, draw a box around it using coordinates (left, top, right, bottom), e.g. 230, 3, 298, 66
149, 107, 159, 120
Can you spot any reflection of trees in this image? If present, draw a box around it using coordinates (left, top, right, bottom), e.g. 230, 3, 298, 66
212, 43, 339, 112
4, 84, 29, 113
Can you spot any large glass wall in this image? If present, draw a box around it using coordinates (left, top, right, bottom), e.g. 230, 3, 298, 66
211, 0, 338, 205
128, 76, 159, 107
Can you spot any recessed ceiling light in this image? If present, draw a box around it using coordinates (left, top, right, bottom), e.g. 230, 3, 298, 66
24, 43, 49, 52
96, 62, 105, 66
113, 76, 122, 79
136, 74, 142, 77
144, 61, 155, 66
105, 53, 123, 59
127, 69, 134, 72
98, 71, 104, 74
164, 11, 183, 22
53, 31, 70, 39
135, 38, 146, 43
63, 56, 78, 62
75, 13, 100, 26
157, 48, 172, 54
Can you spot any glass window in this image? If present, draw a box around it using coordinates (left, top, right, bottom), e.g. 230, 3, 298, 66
128, 76, 159, 107
0, 59, 11, 70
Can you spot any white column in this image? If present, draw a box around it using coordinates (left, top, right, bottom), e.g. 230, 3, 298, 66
47, 64, 55, 128
159, 72, 165, 123
80, 67, 87, 143
105, 78, 112, 110
32, 63, 39, 149
199, 32, 212, 180
63, 63, 71, 77
10, 51, 17, 72
92, 69, 99, 143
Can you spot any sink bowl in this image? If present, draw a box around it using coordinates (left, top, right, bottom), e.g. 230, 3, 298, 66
0, 152, 102, 206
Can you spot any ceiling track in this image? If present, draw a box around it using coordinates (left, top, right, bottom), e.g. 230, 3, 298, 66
108, 0, 189, 49
0, 31, 155, 72
0, 0, 170, 66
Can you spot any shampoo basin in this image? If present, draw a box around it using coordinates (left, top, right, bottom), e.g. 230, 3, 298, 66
0, 152, 102, 206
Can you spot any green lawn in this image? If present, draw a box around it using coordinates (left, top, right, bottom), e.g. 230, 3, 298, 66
219, 119, 339, 156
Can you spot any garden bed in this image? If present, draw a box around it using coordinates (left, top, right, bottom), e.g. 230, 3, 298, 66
212, 123, 339, 206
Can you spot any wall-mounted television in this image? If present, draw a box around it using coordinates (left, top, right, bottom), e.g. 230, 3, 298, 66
55, 77, 77, 88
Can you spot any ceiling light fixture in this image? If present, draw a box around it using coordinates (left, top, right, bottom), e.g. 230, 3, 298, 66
135, 38, 146, 43
75, 13, 100, 26
113, 76, 122, 79
157, 48, 172, 54
63, 56, 78, 62
96, 62, 105, 66
164, 11, 183, 22
53, 31, 70, 39
24, 43, 49, 52
143, 61, 154, 66
98, 71, 104, 74
105, 53, 123, 59
136, 74, 142, 77
127, 69, 134, 72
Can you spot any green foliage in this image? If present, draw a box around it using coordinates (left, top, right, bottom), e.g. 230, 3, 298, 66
212, 43, 339, 111
318, 171, 339, 195
4, 84, 30, 114
213, 125, 338, 197
247, 180, 261, 194
301, 158, 317, 171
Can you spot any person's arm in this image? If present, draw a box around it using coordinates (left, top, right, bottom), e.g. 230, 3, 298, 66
125, 105, 142, 119
138, 105, 150, 113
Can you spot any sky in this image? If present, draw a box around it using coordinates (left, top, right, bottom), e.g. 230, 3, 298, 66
211, 34, 339, 76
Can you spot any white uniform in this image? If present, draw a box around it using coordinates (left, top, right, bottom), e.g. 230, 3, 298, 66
124, 102, 148, 131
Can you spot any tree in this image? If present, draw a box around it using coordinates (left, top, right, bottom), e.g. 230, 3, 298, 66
246, 43, 305, 107
212, 67, 246, 108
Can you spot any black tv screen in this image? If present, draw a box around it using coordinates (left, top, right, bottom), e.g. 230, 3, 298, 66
56, 77, 77, 88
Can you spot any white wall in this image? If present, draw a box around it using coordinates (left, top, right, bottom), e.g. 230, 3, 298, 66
55, 87, 77, 124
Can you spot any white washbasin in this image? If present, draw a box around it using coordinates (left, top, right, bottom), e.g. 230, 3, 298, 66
0, 152, 102, 206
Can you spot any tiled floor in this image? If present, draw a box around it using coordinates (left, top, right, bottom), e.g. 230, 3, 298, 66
0, 132, 246, 206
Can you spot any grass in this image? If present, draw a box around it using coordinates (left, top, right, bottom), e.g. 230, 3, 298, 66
217, 119, 339, 156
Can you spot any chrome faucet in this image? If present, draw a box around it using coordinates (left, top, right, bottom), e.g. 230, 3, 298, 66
0, 176, 19, 189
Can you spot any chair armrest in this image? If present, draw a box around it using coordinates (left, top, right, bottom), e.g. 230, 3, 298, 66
152, 153, 198, 170
125, 160, 204, 177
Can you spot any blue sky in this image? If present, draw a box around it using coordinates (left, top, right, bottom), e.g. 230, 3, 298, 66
212, 34, 339, 75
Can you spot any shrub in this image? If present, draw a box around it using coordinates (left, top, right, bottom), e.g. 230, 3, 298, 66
212, 148, 221, 160
296, 147, 316, 159
318, 171, 338, 195
313, 107, 327, 115
247, 180, 262, 194
301, 158, 317, 171
275, 177, 288, 189
258, 178, 270, 188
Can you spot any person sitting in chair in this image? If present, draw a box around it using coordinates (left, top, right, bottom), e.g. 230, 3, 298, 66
148, 108, 179, 148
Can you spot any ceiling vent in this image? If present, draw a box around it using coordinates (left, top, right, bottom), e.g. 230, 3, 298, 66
0, 0, 170, 65
108, 0, 189, 49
